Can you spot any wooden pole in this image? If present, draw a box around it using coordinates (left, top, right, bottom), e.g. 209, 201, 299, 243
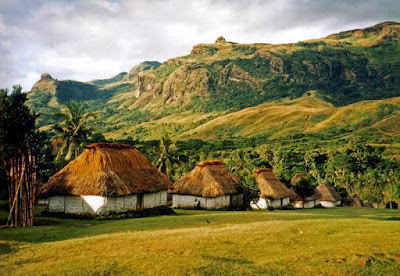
6, 168, 25, 226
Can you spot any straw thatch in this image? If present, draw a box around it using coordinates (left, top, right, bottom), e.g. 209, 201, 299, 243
171, 160, 240, 198
316, 181, 342, 202
40, 143, 172, 197
305, 190, 321, 201
291, 172, 308, 186
254, 168, 291, 200
288, 188, 301, 201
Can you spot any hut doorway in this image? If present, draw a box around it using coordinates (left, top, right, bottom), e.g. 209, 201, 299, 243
137, 194, 144, 210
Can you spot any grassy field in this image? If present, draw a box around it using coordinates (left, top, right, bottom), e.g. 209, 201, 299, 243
0, 207, 399, 275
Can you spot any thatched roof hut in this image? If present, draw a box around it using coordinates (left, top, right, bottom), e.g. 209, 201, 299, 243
316, 181, 342, 202
172, 160, 239, 198
40, 143, 173, 215
171, 160, 242, 209
251, 168, 291, 209
254, 168, 291, 200
40, 143, 172, 197
315, 181, 342, 207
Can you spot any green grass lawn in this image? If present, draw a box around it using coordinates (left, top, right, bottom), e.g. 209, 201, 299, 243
1, 207, 399, 275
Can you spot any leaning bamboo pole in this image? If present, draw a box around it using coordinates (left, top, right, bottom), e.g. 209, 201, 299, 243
6, 168, 24, 226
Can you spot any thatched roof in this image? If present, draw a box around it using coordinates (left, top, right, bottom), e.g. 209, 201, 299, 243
291, 173, 308, 186
254, 168, 291, 200
39, 143, 172, 197
288, 188, 301, 201
305, 190, 322, 201
171, 160, 240, 198
316, 181, 342, 202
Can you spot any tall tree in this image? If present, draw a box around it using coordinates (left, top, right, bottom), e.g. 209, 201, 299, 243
0, 86, 40, 226
51, 101, 96, 161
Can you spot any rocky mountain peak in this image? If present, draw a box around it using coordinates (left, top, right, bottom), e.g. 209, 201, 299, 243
215, 36, 226, 43
40, 73, 53, 80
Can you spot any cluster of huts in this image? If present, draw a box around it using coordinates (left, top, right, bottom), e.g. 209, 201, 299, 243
39, 143, 342, 215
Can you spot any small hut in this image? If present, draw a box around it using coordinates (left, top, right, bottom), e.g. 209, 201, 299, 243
289, 173, 321, 208
39, 143, 173, 215
251, 168, 291, 209
171, 160, 242, 210
316, 181, 342, 207
288, 188, 320, 208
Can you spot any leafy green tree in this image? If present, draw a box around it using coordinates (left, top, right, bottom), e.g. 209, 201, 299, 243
51, 101, 96, 161
226, 149, 260, 207
0, 86, 50, 226
152, 134, 182, 179
382, 169, 400, 209
293, 176, 316, 208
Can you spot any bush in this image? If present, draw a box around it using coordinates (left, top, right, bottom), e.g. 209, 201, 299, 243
267, 205, 275, 211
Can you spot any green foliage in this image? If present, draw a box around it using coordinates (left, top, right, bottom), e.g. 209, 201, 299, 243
0, 86, 54, 199
293, 177, 316, 199
90, 72, 127, 86
51, 101, 96, 161
233, 56, 271, 78
232, 45, 257, 55
56, 81, 99, 103
151, 134, 183, 180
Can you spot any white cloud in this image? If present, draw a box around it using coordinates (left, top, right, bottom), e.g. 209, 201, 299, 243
0, 0, 399, 91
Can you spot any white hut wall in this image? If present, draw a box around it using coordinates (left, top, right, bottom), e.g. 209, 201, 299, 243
65, 196, 84, 214
251, 198, 267, 209
205, 195, 231, 209
282, 197, 290, 206
172, 194, 233, 209
320, 200, 341, 207
292, 201, 304, 208
172, 194, 204, 209
143, 191, 167, 209
82, 195, 107, 214
48, 196, 65, 212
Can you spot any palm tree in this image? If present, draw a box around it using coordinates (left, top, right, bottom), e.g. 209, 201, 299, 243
152, 134, 181, 179
51, 101, 96, 161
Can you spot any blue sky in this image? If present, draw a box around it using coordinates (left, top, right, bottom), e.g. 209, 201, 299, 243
1, 0, 399, 91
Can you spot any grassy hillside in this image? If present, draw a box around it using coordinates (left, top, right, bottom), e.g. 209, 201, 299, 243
1, 207, 399, 275
26, 21, 400, 143
176, 92, 400, 141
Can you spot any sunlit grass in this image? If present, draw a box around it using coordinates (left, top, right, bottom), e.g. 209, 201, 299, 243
1, 207, 399, 275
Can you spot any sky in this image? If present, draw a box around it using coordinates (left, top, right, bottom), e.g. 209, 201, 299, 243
1, 0, 399, 91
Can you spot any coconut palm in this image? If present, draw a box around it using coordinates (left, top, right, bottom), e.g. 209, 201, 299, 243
152, 134, 181, 179
51, 101, 96, 161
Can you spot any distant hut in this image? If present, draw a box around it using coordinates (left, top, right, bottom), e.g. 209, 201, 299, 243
171, 160, 242, 210
289, 173, 321, 208
39, 143, 172, 215
289, 188, 320, 208
316, 181, 342, 207
251, 168, 291, 209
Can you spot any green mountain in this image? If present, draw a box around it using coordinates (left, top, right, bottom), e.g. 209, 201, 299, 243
27, 21, 400, 145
